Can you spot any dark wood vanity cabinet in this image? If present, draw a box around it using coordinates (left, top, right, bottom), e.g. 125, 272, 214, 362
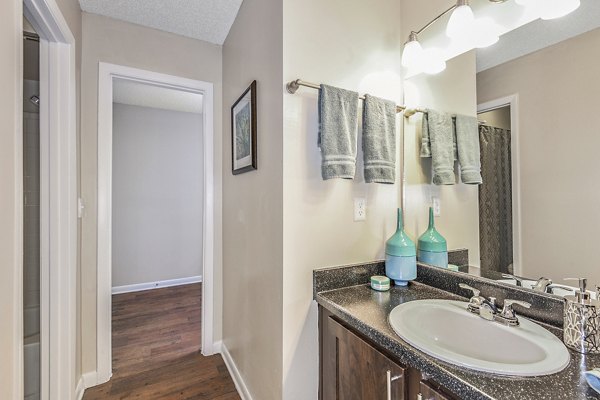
321, 314, 406, 399
319, 306, 458, 400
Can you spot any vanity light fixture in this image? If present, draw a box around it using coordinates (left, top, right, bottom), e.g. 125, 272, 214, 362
401, 32, 424, 69
446, 0, 475, 39
515, 0, 580, 20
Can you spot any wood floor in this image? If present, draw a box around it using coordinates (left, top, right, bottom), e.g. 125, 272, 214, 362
83, 283, 240, 400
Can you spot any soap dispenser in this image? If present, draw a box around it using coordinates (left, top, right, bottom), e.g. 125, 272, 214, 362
385, 208, 417, 286
563, 278, 600, 354
417, 207, 448, 268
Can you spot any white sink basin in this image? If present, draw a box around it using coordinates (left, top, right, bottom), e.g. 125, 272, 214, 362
389, 299, 570, 376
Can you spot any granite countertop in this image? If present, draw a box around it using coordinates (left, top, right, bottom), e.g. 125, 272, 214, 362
316, 282, 600, 400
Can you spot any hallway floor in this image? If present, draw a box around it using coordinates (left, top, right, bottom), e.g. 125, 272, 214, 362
83, 283, 239, 400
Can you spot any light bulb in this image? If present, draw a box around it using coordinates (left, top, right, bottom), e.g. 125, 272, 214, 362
401, 37, 424, 69
446, 4, 475, 39
515, 0, 580, 20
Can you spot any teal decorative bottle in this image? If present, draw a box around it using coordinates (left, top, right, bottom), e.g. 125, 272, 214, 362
385, 208, 417, 286
417, 207, 448, 268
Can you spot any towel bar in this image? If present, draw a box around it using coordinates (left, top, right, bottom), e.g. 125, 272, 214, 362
286, 78, 415, 114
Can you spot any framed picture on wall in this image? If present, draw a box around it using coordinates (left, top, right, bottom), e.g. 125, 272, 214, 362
231, 80, 257, 175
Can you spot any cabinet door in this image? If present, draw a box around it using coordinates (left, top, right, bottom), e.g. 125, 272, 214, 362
419, 380, 454, 400
322, 315, 406, 400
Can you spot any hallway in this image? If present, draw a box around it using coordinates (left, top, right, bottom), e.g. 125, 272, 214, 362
83, 284, 239, 399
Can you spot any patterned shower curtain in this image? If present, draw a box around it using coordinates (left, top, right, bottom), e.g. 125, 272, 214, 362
478, 125, 513, 273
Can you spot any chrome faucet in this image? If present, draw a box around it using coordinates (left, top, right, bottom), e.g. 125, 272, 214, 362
459, 283, 531, 327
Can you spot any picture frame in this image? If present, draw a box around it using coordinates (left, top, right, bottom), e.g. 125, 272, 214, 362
231, 80, 257, 174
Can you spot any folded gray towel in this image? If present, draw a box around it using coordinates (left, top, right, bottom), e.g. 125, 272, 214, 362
456, 115, 483, 184
362, 94, 396, 184
427, 109, 456, 185
421, 113, 457, 160
318, 84, 359, 180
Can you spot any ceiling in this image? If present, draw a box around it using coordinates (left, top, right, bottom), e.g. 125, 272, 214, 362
477, 0, 600, 72
78, 0, 243, 45
113, 79, 203, 114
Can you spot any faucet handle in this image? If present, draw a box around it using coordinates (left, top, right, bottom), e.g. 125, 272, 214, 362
501, 273, 524, 287
500, 299, 531, 325
459, 283, 480, 297
546, 284, 576, 295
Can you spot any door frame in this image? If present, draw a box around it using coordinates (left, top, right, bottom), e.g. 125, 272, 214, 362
477, 94, 522, 276
23, 0, 78, 399
96, 62, 216, 384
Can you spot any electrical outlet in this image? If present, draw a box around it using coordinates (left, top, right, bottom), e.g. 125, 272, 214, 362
354, 198, 366, 221
432, 197, 441, 217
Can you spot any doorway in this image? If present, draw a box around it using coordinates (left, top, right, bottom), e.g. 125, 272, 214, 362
95, 63, 216, 384
22, 0, 78, 399
477, 95, 522, 275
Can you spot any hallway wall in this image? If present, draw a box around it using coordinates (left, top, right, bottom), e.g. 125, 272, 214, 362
221, 0, 284, 398
112, 103, 203, 288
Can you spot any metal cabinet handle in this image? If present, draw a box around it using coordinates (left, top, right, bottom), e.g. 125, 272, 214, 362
386, 370, 402, 400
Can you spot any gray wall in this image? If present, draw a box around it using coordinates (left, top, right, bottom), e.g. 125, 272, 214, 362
112, 103, 203, 287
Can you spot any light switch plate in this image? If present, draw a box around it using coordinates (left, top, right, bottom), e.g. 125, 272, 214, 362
354, 198, 366, 221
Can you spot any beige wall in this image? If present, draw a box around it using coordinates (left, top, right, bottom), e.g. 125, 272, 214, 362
282, 0, 403, 398
221, 0, 284, 399
477, 27, 600, 284
1, 2, 24, 398
80, 12, 223, 375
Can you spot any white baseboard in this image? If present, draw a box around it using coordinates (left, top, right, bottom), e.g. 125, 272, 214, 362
220, 342, 253, 400
75, 376, 85, 400
82, 370, 98, 388
111, 275, 202, 295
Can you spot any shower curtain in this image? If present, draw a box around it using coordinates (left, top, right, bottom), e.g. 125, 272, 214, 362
478, 125, 513, 274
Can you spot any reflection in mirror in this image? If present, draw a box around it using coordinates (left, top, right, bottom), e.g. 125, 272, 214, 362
402, 1, 600, 297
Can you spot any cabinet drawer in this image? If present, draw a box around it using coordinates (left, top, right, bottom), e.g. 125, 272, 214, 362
322, 316, 406, 400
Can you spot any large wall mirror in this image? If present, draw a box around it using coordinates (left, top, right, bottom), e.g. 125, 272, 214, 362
402, 0, 600, 296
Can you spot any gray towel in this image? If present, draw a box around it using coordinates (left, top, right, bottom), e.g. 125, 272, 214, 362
421, 112, 457, 160
362, 94, 396, 184
318, 84, 359, 180
420, 113, 432, 158
456, 115, 483, 184
427, 109, 456, 185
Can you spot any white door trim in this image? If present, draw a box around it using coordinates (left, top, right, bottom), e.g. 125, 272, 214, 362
23, 0, 77, 399
477, 94, 522, 276
96, 63, 216, 384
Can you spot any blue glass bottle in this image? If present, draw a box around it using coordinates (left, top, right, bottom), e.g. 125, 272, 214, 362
417, 207, 448, 268
385, 208, 417, 286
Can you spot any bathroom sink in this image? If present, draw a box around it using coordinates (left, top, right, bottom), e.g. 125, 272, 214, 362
388, 299, 570, 376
